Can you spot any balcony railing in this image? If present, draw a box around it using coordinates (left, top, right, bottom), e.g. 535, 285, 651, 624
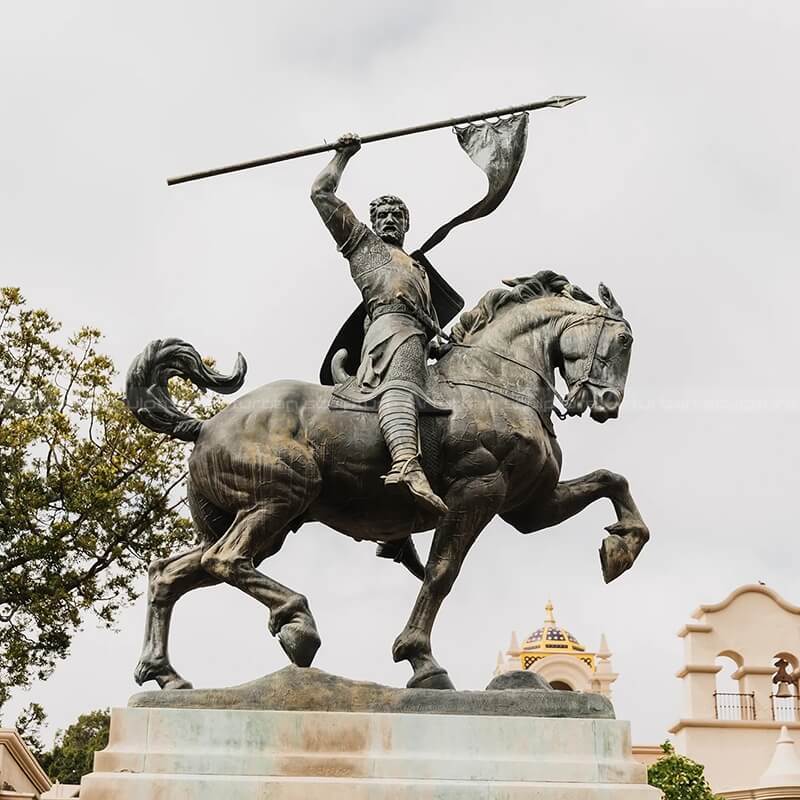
714, 691, 757, 721
771, 694, 800, 722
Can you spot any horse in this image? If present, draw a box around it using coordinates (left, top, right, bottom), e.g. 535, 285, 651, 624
126, 270, 649, 691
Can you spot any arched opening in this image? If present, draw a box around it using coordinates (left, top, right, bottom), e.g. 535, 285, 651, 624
534, 656, 592, 693
772, 652, 799, 722
775, 652, 799, 670
714, 652, 752, 720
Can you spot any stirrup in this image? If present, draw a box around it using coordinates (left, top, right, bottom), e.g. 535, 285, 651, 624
398, 455, 417, 478
392, 435, 423, 480
383, 455, 421, 483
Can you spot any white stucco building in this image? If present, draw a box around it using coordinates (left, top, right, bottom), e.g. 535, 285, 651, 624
670, 584, 800, 796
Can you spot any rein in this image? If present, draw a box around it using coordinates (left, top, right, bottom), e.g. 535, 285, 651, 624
448, 310, 620, 421
450, 342, 570, 419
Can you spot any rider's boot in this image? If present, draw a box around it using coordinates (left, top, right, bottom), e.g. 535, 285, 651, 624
378, 388, 448, 516
376, 537, 425, 579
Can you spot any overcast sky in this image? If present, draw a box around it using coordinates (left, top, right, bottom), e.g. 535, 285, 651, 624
3, 0, 799, 746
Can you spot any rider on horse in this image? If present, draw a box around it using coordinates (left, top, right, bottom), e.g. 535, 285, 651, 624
311, 133, 447, 517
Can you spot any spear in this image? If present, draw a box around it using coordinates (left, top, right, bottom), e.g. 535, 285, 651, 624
166, 95, 585, 186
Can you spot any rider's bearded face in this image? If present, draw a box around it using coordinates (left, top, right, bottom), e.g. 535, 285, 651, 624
372, 203, 408, 247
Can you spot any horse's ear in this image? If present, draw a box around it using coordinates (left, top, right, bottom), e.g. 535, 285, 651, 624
502, 277, 528, 287
598, 283, 623, 317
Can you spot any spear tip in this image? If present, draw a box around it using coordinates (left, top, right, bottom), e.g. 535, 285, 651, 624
547, 95, 587, 108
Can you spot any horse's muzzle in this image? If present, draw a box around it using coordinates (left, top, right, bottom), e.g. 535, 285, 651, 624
589, 387, 622, 423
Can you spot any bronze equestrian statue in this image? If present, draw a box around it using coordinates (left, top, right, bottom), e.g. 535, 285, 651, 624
127, 250, 649, 690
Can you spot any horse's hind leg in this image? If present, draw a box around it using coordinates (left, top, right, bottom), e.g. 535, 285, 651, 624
505, 469, 649, 583
201, 505, 321, 668
135, 545, 217, 690
135, 496, 297, 690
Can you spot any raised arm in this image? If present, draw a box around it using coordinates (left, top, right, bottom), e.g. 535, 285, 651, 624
310, 133, 363, 249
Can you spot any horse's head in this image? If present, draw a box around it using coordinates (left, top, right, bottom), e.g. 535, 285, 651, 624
449, 271, 635, 424
558, 284, 633, 423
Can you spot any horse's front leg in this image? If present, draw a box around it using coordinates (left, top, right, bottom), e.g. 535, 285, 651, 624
503, 469, 649, 583
392, 473, 505, 689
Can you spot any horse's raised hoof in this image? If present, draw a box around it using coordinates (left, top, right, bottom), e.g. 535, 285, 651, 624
407, 667, 455, 690
277, 622, 321, 668
599, 533, 633, 584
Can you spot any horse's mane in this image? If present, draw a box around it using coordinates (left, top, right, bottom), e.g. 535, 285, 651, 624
450, 270, 598, 342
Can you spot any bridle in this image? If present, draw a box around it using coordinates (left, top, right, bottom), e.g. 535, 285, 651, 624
450, 310, 626, 421
560, 311, 628, 416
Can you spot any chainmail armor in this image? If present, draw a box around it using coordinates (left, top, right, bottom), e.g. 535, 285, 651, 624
383, 335, 426, 385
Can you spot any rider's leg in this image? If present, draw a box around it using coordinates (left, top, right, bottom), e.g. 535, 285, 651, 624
380, 387, 446, 514
378, 337, 447, 515
379, 387, 419, 476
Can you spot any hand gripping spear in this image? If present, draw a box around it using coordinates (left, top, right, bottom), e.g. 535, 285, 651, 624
166, 95, 585, 186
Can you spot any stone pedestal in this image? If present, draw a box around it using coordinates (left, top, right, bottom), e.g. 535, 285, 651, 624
80, 669, 659, 798
81, 705, 657, 798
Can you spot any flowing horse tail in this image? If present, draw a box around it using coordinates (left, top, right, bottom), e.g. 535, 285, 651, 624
125, 338, 247, 442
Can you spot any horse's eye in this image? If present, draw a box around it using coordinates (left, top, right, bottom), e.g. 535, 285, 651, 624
617, 332, 632, 348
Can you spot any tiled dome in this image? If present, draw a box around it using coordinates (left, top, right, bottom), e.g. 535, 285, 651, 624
522, 602, 586, 654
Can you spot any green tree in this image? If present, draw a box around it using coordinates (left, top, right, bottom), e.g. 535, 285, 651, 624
39, 708, 110, 783
13, 702, 47, 760
648, 741, 719, 800
0, 288, 217, 708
